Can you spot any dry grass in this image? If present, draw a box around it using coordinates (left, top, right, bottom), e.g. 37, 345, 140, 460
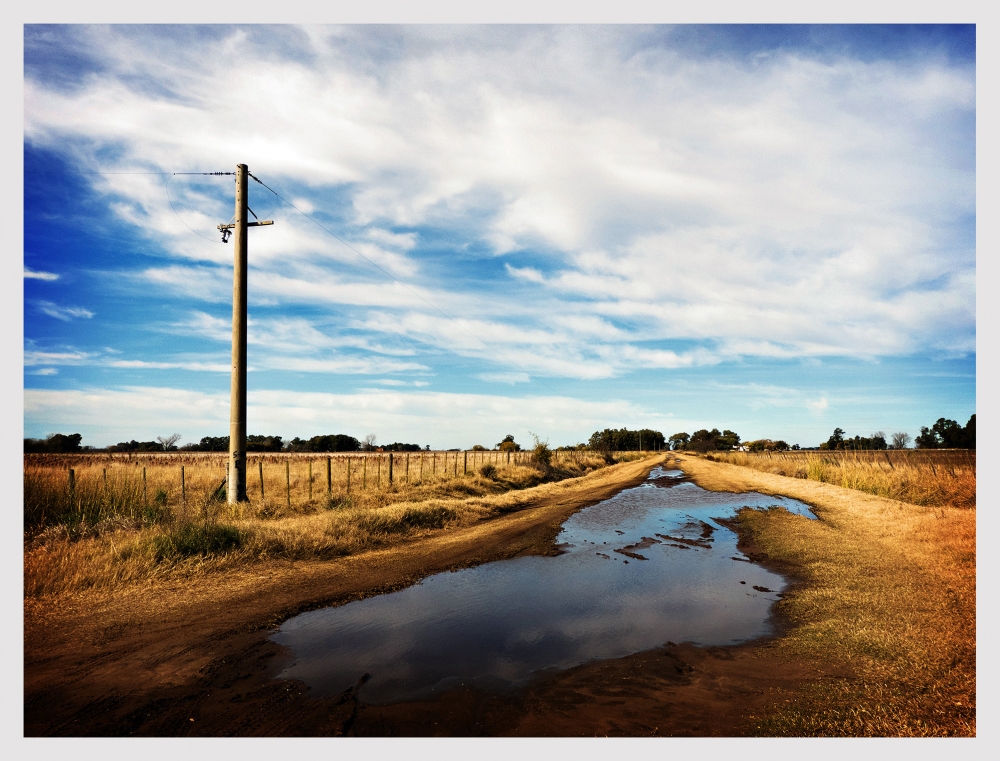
679, 456, 975, 737
24, 449, 641, 597
703, 449, 975, 509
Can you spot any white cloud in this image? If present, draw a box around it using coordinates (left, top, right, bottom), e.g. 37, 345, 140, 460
23, 26, 974, 371
24, 268, 59, 281
24, 385, 691, 448
33, 300, 94, 321
477, 372, 530, 384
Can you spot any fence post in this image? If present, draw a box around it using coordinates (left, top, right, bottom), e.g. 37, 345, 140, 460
259, 460, 265, 499
389, 452, 394, 484
363, 457, 367, 489
308, 460, 313, 500
143, 467, 147, 505
68, 468, 76, 503
286, 461, 291, 508
507, 450, 511, 465
464, 450, 467, 475
405, 453, 410, 483
181, 465, 186, 505
346, 457, 351, 495
327, 457, 332, 497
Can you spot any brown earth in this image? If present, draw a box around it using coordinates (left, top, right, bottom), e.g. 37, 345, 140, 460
24, 455, 840, 737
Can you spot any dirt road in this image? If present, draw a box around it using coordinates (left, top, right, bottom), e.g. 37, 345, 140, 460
24, 455, 831, 737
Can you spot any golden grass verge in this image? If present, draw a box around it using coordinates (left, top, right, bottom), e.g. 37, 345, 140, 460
678, 455, 975, 737
703, 449, 975, 509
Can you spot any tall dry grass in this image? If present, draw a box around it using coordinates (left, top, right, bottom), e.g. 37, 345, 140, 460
704, 449, 975, 509
24, 449, 640, 597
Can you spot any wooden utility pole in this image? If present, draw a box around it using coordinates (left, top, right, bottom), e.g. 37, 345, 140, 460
219, 164, 273, 503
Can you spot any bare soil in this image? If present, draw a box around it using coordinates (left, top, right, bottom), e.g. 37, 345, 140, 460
24, 456, 839, 737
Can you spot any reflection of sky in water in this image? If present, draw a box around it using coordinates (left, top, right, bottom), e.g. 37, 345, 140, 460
271, 467, 817, 704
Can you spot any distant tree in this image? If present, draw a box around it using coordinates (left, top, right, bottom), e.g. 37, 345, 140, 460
826, 428, 846, 450
913, 415, 975, 449
471, 444, 487, 451
914, 426, 938, 449
688, 429, 719, 453
285, 434, 358, 452
964, 414, 976, 449
247, 435, 284, 452
107, 439, 162, 453
773, 440, 789, 451
718, 430, 741, 450
791, 443, 800, 450
932, 418, 965, 448
588, 428, 665, 452
362, 433, 378, 451
157, 433, 181, 451
668, 432, 690, 450
891, 432, 911, 450
24, 433, 84, 453
497, 434, 521, 452
384, 442, 422, 452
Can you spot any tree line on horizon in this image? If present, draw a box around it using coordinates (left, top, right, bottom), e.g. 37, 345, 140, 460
24, 414, 975, 455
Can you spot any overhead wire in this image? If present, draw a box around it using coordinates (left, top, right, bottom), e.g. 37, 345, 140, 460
246, 171, 562, 395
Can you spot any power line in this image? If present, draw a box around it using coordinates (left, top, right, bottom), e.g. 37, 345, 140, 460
246, 171, 563, 395
161, 174, 223, 244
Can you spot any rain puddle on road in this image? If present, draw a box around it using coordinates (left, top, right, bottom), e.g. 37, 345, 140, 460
271, 466, 816, 704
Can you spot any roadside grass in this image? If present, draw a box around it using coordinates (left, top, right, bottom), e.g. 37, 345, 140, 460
24, 450, 657, 597
703, 449, 975, 509
679, 456, 975, 737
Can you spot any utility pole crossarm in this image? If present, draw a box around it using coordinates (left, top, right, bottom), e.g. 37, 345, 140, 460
218, 220, 273, 230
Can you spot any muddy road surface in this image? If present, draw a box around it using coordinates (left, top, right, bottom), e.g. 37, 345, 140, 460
25, 456, 832, 736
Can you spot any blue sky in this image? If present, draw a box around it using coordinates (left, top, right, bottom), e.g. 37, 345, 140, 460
23, 24, 976, 449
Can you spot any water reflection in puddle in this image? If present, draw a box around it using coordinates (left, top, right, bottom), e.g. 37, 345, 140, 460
271, 467, 816, 704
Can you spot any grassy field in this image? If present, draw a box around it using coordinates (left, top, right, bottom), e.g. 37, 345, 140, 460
704, 449, 975, 509
679, 455, 976, 737
24, 448, 641, 597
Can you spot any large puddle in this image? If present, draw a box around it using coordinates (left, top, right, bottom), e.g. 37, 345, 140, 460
271, 467, 816, 704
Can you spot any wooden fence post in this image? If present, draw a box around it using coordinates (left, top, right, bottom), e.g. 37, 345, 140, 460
406, 453, 410, 484
142, 467, 147, 505
181, 465, 186, 506
389, 452, 394, 484
309, 460, 313, 500
286, 461, 291, 508
378, 456, 382, 486
68, 468, 75, 503
464, 450, 467, 475
259, 460, 265, 499
346, 457, 351, 495
363, 457, 367, 489
327, 457, 332, 497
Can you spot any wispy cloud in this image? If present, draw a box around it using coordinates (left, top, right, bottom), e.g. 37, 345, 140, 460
24, 267, 59, 281
33, 300, 94, 321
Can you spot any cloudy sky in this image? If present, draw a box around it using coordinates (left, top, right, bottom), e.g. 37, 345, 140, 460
23, 24, 976, 449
